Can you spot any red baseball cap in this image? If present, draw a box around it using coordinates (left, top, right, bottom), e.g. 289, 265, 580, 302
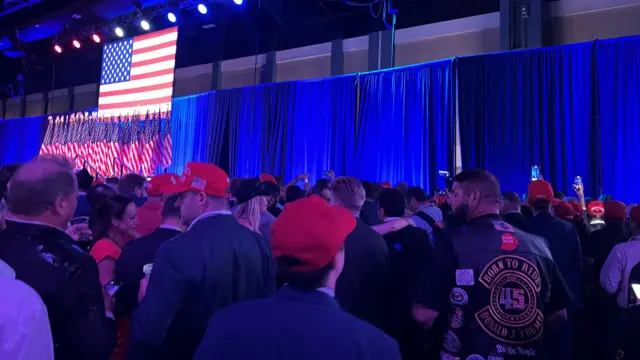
259, 173, 277, 184
587, 200, 605, 216
630, 206, 640, 223
568, 200, 584, 218
603, 200, 627, 220
528, 180, 554, 204
381, 181, 392, 189
553, 200, 577, 221
162, 162, 230, 198
271, 195, 356, 271
147, 173, 179, 197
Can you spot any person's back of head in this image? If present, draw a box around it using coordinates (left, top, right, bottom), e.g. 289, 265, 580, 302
7, 155, 78, 229
449, 169, 501, 220
406, 186, 428, 213
76, 168, 94, 191
285, 185, 305, 203
161, 194, 181, 222
106, 177, 119, 186
310, 179, 331, 202
119, 173, 146, 197
501, 191, 522, 214
329, 176, 365, 214
272, 195, 356, 291
603, 200, 627, 228
378, 188, 406, 220
527, 180, 554, 214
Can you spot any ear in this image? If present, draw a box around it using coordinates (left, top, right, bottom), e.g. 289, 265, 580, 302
378, 207, 385, 219
52, 195, 67, 216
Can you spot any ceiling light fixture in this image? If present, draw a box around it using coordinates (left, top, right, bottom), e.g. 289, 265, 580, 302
115, 26, 125, 37
197, 4, 207, 14
140, 19, 150, 31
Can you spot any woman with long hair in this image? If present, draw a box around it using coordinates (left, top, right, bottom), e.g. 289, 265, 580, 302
90, 195, 138, 286
89, 194, 138, 360
233, 178, 270, 235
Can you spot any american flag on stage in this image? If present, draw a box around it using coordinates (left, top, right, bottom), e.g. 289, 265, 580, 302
98, 27, 178, 117
38, 27, 177, 177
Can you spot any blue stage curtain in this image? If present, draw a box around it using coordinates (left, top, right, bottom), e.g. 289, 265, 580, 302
354, 60, 455, 192
596, 37, 640, 202
169, 91, 227, 174
226, 75, 357, 183
0, 115, 47, 165
226, 86, 270, 178
458, 43, 598, 196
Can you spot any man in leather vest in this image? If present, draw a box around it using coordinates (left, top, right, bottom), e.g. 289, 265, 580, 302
413, 169, 571, 360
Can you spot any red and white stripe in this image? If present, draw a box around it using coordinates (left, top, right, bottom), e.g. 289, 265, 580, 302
98, 27, 177, 118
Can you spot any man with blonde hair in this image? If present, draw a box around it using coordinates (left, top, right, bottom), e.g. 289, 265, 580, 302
330, 176, 389, 329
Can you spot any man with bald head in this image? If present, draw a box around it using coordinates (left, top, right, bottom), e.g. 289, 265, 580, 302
412, 169, 570, 360
0, 155, 116, 360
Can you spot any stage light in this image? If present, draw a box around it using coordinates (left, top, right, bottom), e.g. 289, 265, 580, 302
197, 4, 207, 14
140, 19, 150, 31
115, 27, 125, 37
72, 39, 81, 49
92, 34, 101, 43
167, 12, 177, 23
53, 44, 62, 53
233, 0, 242, 4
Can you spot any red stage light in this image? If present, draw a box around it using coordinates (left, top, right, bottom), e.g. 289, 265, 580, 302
92, 34, 101, 43
53, 44, 63, 53
72, 39, 81, 49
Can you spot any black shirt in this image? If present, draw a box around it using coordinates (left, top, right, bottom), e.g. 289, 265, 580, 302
382, 225, 432, 359
115, 227, 182, 318
418, 214, 571, 359
336, 218, 389, 329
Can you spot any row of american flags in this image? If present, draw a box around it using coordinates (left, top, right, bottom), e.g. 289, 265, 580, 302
39, 110, 172, 177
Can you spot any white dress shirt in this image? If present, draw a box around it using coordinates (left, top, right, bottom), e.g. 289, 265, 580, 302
600, 236, 640, 308
0, 260, 54, 360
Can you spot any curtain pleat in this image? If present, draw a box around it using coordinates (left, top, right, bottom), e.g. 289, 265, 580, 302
457, 43, 598, 196
354, 60, 455, 193
0, 115, 47, 165
596, 38, 640, 202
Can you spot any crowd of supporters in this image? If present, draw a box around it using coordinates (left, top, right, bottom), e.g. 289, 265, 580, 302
0, 156, 639, 360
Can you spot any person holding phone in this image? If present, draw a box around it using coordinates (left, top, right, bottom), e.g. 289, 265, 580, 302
90, 195, 139, 360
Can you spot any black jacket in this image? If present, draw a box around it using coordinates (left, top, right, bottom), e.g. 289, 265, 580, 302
382, 226, 432, 358
502, 211, 531, 232
115, 227, 182, 318
360, 200, 381, 226
194, 286, 401, 360
529, 211, 584, 308
128, 213, 275, 360
336, 218, 389, 328
0, 220, 116, 360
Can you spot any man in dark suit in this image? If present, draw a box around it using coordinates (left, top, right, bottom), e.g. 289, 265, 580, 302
129, 162, 275, 360
377, 188, 433, 360
500, 191, 530, 231
329, 176, 389, 329
194, 195, 401, 360
115, 194, 183, 319
527, 180, 583, 360
0, 156, 116, 360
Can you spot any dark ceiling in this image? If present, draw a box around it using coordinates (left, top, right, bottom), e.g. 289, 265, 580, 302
0, 0, 500, 96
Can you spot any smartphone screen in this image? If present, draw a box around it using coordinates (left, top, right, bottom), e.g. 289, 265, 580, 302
105, 281, 121, 297
531, 166, 541, 181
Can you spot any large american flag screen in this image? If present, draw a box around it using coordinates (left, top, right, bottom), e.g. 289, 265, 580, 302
97, 26, 178, 118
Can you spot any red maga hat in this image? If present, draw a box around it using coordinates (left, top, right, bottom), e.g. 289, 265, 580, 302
162, 162, 230, 198
147, 173, 179, 197
271, 195, 356, 271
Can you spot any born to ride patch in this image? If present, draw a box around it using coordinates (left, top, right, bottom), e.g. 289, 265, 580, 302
474, 255, 543, 344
